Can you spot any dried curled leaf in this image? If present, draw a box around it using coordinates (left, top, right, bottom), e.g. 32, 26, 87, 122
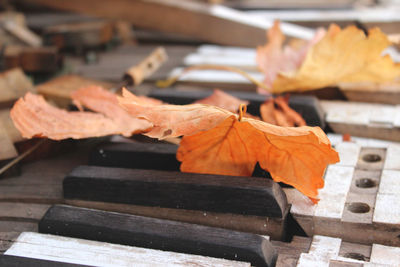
265, 23, 400, 93
10, 92, 144, 140
119, 89, 339, 202
118, 89, 232, 139
260, 96, 306, 127
194, 89, 249, 113
11, 87, 154, 140
71, 85, 152, 134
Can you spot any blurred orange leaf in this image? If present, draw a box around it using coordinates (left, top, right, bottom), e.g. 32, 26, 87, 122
258, 22, 400, 93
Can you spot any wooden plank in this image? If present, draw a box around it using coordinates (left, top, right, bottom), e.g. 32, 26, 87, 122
0, 110, 22, 143
293, 235, 400, 267
321, 100, 400, 142
0, 255, 90, 267
67, 45, 195, 82
4, 46, 61, 73
148, 88, 325, 127
5, 232, 250, 267
287, 143, 400, 246
43, 20, 113, 49
64, 165, 287, 217
39, 205, 277, 266
0, 142, 90, 203
0, 68, 34, 108
0, 125, 17, 162
15, 0, 314, 47
0, 203, 49, 222
89, 142, 180, 171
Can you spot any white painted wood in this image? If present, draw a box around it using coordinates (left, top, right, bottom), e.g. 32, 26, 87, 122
373, 194, 400, 225
321, 101, 372, 125
297, 253, 328, 267
369, 106, 396, 126
363, 262, 394, 267
334, 142, 360, 167
384, 145, 400, 170
210, 5, 315, 40
5, 232, 250, 267
297, 235, 341, 267
246, 7, 400, 23
393, 105, 400, 127
183, 54, 257, 69
321, 101, 400, 126
314, 166, 354, 219
197, 45, 256, 58
168, 67, 264, 84
309, 235, 341, 258
284, 189, 315, 216
370, 244, 400, 265
378, 170, 400, 195
328, 133, 400, 149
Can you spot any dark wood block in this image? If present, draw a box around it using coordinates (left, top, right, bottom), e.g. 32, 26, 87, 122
148, 89, 325, 127
0, 255, 90, 267
64, 165, 287, 218
39, 205, 277, 267
89, 142, 179, 171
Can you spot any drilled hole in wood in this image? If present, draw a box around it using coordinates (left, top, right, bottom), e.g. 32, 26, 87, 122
348, 202, 370, 213
356, 178, 377, 188
362, 154, 381, 163
344, 252, 367, 261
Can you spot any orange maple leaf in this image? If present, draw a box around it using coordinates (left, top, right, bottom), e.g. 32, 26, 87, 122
119, 89, 339, 202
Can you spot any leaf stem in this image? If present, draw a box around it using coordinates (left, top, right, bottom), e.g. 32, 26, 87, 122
238, 104, 247, 122
156, 64, 270, 91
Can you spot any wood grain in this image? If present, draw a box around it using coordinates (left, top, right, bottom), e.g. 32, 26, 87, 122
5, 232, 250, 267
16, 0, 268, 47
39, 205, 277, 266
64, 165, 287, 217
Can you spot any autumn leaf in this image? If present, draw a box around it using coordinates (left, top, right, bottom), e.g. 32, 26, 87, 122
256, 20, 326, 93
260, 96, 306, 127
11, 91, 152, 140
119, 89, 339, 202
194, 89, 249, 113
262, 23, 400, 93
71, 85, 152, 133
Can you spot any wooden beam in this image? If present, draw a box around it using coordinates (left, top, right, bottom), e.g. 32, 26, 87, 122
0, 68, 34, 108
0, 255, 89, 267
5, 232, 250, 267
17, 0, 275, 47
64, 165, 287, 217
39, 205, 277, 266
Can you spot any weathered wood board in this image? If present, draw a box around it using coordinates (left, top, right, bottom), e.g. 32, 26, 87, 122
296, 235, 400, 267
0, 68, 34, 108
4, 232, 251, 267
15, 0, 316, 47
69, 140, 289, 240
286, 136, 400, 246
321, 101, 400, 142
